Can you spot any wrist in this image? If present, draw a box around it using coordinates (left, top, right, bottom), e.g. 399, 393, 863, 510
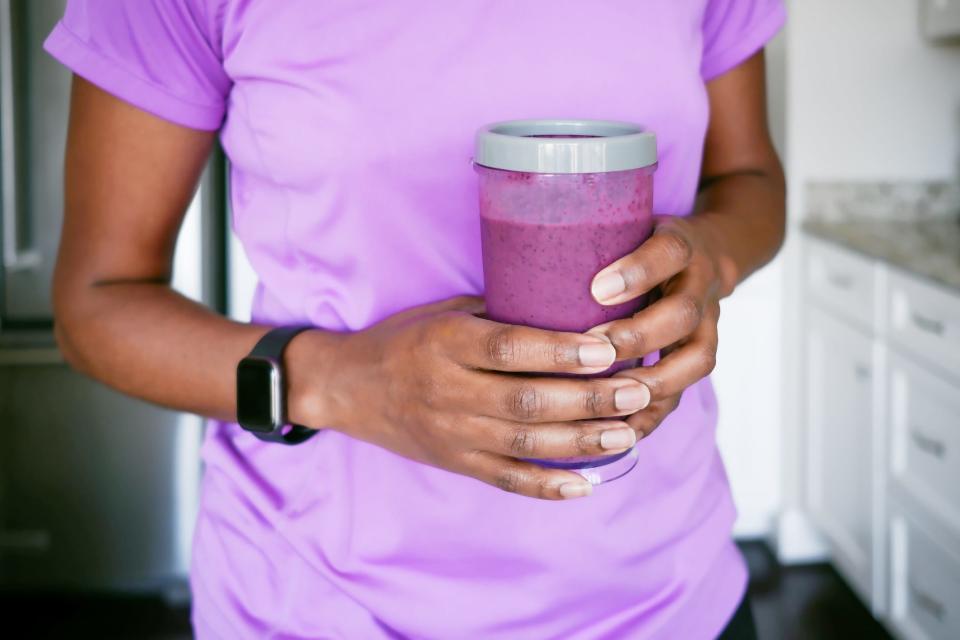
284, 328, 346, 429
687, 213, 739, 298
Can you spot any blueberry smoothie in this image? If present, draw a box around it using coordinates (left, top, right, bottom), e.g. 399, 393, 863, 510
479, 169, 654, 339
474, 119, 658, 482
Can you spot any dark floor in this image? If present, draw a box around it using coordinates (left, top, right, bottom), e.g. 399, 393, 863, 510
1, 542, 892, 639
740, 541, 892, 640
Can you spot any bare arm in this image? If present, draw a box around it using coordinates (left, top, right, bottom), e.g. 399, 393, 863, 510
589, 51, 786, 435
693, 49, 786, 296
55, 76, 654, 500
53, 76, 296, 421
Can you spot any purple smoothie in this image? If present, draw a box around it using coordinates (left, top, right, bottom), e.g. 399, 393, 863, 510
477, 166, 655, 471
481, 217, 649, 333
478, 167, 654, 343
474, 120, 657, 479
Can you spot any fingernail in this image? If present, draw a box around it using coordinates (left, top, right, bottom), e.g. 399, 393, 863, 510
600, 428, 637, 450
559, 482, 593, 499
578, 341, 616, 368
592, 271, 626, 303
615, 384, 651, 412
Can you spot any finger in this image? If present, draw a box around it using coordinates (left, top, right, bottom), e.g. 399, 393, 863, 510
591, 224, 693, 306
615, 302, 719, 400
626, 395, 682, 437
589, 269, 711, 360
480, 418, 639, 460
464, 450, 595, 500
449, 314, 617, 375
482, 375, 650, 423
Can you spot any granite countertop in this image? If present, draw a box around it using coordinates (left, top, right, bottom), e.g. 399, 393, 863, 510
802, 218, 960, 292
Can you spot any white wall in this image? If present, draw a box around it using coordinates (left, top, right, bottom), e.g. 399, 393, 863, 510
786, 0, 960, 196
713, 29, 787, 540
776, 0, 960, 561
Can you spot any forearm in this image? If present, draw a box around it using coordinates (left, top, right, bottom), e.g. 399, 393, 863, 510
690, 168, 786, 298
54, 77, 345, 426
54, 281, 339, 423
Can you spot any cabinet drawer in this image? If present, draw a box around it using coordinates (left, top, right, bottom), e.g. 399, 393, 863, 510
889, 504, 960, 640
888, 354, 960, 536
806, 307, 876, 605
887, 270, 960, 380
805, 238, 876, 330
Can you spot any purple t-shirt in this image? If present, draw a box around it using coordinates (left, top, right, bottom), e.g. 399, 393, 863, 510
46, 2, 785, 637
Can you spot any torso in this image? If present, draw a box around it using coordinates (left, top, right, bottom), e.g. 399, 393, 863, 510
193, 2, 744, 638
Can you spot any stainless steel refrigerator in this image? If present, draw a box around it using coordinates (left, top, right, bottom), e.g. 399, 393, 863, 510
0, 0, 224, 595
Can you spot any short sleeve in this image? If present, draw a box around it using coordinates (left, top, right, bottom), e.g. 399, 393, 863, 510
700, 0, 786, 82
44, 0, 230, 130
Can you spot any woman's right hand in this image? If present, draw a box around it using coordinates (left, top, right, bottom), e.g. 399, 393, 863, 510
286, 296, 652, 500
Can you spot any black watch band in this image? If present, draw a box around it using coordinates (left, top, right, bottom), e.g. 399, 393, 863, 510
238, 325, 317, 445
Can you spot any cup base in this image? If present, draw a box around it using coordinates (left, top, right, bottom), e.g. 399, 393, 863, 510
574, 448, 639, 485
529, 447, 639, 485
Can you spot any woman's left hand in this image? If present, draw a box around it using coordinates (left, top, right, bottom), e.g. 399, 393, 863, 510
588, 215, 732, 439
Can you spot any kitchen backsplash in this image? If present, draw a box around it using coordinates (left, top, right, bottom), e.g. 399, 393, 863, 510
805, 181, 960, 222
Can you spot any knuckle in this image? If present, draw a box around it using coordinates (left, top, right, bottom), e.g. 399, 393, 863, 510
621, 259, 648, 290
549, 340, 574, 367
422, 319, 455, 360
698, 347, 718, 377
494, 467, 525, 494
675, 294, 703, 330
662, 231, 694, 266
533, 473, 554, 499
419, 377, 443, 408
430, 313, 459, 340
504, 426, 539, 457
641, 375, 664, 400
505, 384, 543, 421
611, 324, 645, 356
582, 385, 607, 417
573, 428, 595, 456
485, 327, 518, 368
708, 301, 721, 319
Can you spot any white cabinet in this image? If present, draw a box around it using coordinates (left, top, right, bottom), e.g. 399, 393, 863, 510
885, 275, 960, 640
888, 353, 960, 535
887, 270, 960, 379
805, 239, 877, 331
889, 500, 960, 640
802, 235, 960, 639
806, 306, 877, 605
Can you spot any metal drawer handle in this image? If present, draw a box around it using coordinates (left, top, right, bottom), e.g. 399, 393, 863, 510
910, 429, 946, 459
826, 272, 853, 290
910, 312, 945, 336
909, 582, 945, 621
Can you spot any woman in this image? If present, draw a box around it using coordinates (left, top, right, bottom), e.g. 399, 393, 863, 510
46, 1, 786, 638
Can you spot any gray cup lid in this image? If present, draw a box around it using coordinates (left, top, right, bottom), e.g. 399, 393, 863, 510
474, 119, 657, 174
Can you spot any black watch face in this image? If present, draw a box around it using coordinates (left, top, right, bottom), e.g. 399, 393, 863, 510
237, 358, 280, 433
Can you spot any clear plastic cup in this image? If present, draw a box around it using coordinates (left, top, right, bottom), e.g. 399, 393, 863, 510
474, 120, 658, 484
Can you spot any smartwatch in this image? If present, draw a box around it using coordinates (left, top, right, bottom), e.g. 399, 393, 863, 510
236, 326, 317, 444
